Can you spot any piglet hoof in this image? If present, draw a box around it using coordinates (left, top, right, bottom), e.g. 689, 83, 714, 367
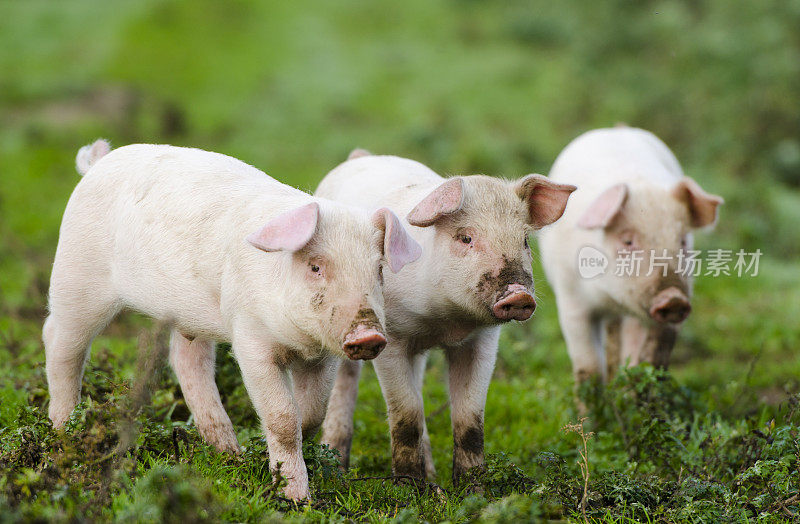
218, 441, 241, 455
49, 413, 71, 431
282, 483, 310, 503
272, 462, 311, 502
395, 476, 447, 500
425, 464, 438, 481
458, 481, 485, 496
430, 482, 448, 502
453, 465, 486, 495
203, 433, 240, 455
394, 475, 426, 490
199, 425, 241, 455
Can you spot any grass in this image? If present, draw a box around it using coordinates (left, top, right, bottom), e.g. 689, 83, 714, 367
1, 0, 799, 521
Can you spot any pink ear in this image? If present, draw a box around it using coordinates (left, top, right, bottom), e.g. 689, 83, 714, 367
577, 183, 628, 229
406, 178, 464, 227
671, 177, 724, 228
514, 174, 577, 229
347, 148, 371, 160
247, 202, 319, 252
372, 208, 423, 273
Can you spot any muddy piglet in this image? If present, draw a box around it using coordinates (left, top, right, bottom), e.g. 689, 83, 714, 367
539, 127, 723, 384
316, 150, 575, 485
44, 141, 421, 500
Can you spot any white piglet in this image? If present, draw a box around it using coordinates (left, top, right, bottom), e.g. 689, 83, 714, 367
44, 140, 421, 500
316, 150, 575, 485
539, 127, 723, 385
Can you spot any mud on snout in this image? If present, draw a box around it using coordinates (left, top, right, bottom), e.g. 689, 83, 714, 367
342, 308, 387, 360
477, 257, 536, 322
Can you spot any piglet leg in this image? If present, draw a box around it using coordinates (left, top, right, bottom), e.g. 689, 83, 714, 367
446, 328, 499, 486
233, 335, 308, 501
293, 357, 338, 441
373, 343, 427, 480
169, 331, 239, 454
556, 296, 602, 383
410, 352, 436, 479
604, 317, 623, 380
620, 317, 678, 369
321, 359, 363, 469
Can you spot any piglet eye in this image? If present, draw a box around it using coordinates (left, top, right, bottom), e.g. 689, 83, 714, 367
524, 236, 529, 248
623, 239, 633, 247
458, 234, 472, 244
310, 264, 320, 273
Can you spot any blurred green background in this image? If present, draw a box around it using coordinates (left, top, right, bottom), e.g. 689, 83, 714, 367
2, 1, 800, 520
2, 0, 800, 418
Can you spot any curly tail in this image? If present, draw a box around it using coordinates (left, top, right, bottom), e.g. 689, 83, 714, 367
76, 139, 111, 176
347, 148, 371, 160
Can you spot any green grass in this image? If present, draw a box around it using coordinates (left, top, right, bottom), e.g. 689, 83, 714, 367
1, 0, 799, 521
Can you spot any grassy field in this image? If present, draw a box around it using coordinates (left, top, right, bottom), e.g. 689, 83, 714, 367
1, 1, 799, 521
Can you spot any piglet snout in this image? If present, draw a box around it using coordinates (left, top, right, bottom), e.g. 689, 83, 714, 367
649, 287, 691, 324
492, 284, 536, 321
343, 325, 387, 360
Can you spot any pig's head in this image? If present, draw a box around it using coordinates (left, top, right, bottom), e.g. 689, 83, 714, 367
248, 201, 421, 360
407, 174, 576, 325
578, 178, 723, 325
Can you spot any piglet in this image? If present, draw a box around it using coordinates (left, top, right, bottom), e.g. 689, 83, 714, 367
538, 127, 723, 384
316, 150, 575, 485
44, 140, 421, 500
